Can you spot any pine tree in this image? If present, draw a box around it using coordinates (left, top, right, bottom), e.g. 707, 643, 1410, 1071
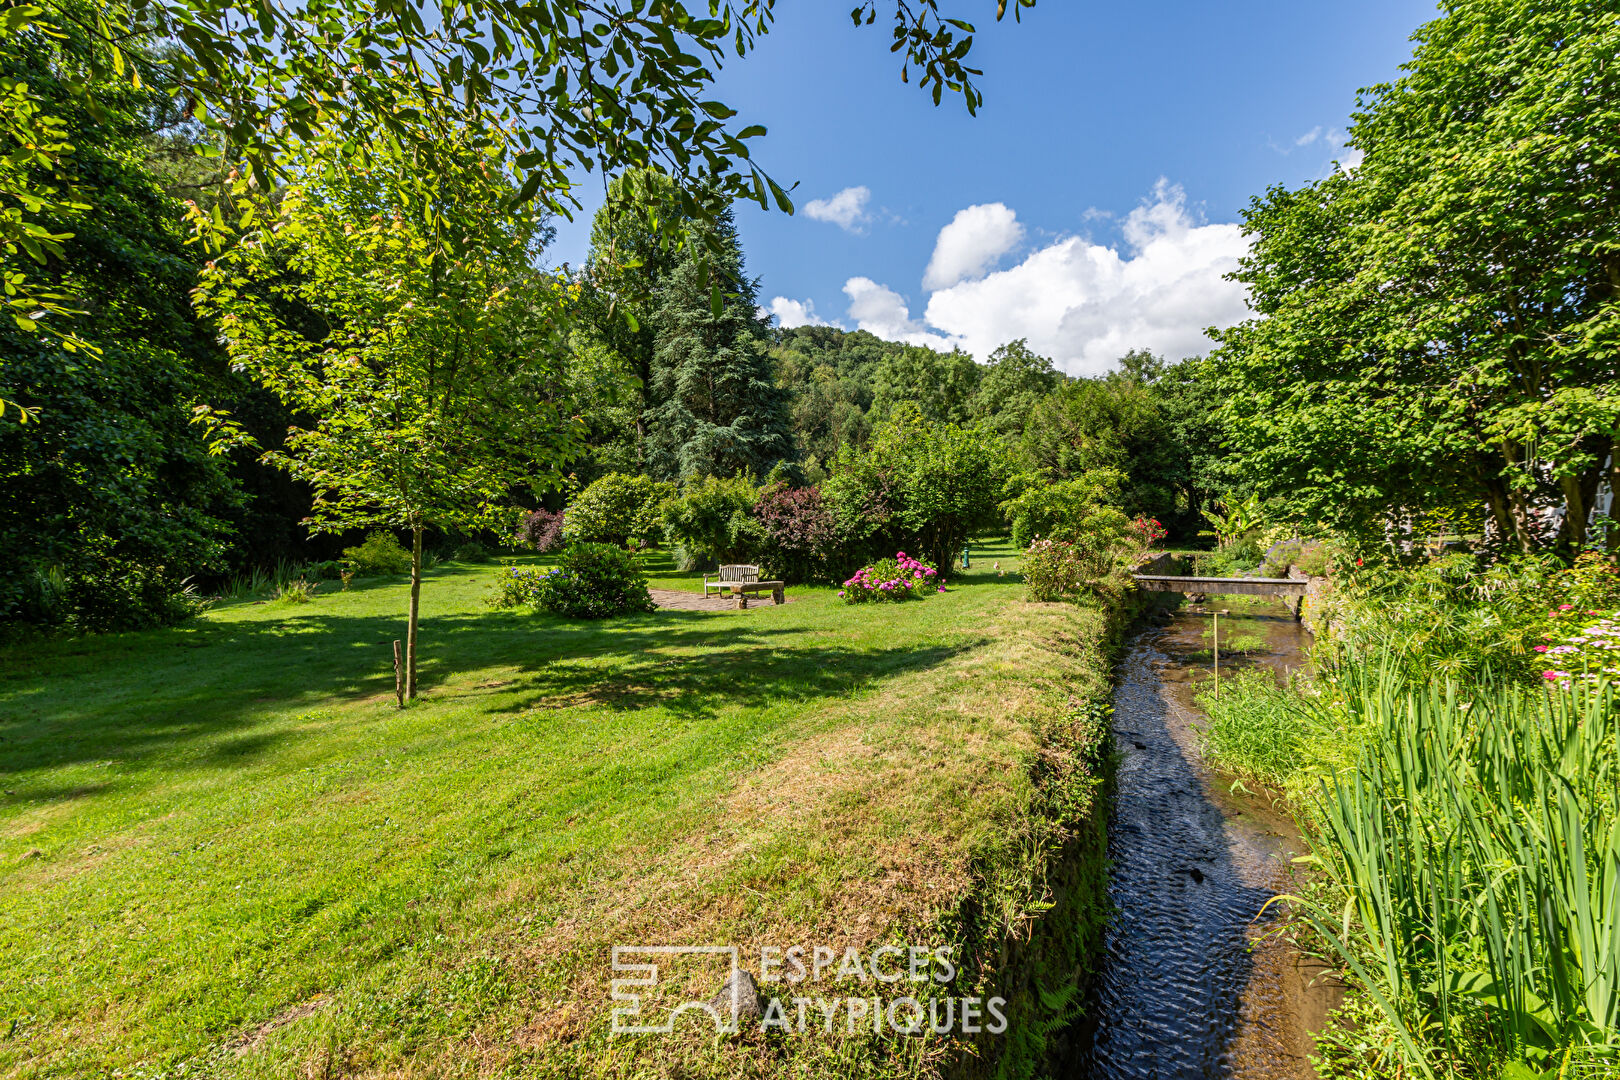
645, 211, 793, 481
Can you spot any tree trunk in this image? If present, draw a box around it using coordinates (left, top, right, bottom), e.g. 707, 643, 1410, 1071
407, 525, 422, 700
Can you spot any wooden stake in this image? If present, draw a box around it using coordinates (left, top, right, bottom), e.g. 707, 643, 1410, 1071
393, 639, 404, 709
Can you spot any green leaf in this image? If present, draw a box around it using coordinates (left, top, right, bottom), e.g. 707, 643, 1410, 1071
510, 170, 544, 207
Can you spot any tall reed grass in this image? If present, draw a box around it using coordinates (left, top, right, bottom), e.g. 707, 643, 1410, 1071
1281, 665, 1620, 1078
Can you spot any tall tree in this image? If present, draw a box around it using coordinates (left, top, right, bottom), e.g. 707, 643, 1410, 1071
1212, 0, 1620, 553
644, 210, 793, 480
871, 345, 980, 425
46, 1, 1030, 270
0, 13, 239, 630
970, 338, 1060, 437
196, 131, 583, 701
1019, 363, 1182, 528
576, 168, 686, 470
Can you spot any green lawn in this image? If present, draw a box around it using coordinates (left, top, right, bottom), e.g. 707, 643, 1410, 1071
0, 542, 1114, 1078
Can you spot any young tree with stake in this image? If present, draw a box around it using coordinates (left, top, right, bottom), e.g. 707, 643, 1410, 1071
196, 133, 583, 701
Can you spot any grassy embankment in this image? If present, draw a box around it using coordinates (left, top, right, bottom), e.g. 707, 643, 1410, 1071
1, 540, 1120, 1079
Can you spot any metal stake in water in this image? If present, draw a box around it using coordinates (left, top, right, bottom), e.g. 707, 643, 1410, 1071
1214, 609, 1230, 696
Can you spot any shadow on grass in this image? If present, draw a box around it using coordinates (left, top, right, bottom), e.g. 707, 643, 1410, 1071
0, 602, 981, 782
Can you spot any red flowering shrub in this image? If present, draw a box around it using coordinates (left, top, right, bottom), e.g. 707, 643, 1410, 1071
1131, 516, 1168, 546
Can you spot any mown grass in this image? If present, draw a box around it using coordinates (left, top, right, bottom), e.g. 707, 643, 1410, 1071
0, 540, 1117, 1079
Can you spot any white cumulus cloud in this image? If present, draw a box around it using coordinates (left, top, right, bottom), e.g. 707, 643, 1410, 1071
839, 181, 1251, 376
764, 296, 841, 329
842, 277, 954, 351
803, 186, 872, 232
922, 203, 1024, 291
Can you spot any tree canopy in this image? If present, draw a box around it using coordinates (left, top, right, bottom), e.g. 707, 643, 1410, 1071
1213, 0, 1620, 552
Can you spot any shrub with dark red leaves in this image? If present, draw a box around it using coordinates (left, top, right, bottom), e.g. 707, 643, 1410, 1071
754, 483, 841, 583
516, 508, 565, 554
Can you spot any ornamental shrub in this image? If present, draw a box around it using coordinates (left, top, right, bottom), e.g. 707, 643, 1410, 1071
1020, 508, 1160, 605
516, 507, 565, 553
839, 551, 942, 604
754, 482, 840, 583
491, 544, 656, 618
660, 475, 764, 566
1021, 539, 1088, 602
563, 473, 673, 548
488, 566, 547, 608
342, 531, 412, 576
1258, 537, 1337, 578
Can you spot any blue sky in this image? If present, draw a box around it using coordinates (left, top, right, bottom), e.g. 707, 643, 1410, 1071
550, 1, 1437, 375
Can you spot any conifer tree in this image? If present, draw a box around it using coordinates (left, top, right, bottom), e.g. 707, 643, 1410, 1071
645, 211, 793, 481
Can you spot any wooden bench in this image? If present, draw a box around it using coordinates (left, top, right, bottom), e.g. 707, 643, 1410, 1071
703, 564, 785, 609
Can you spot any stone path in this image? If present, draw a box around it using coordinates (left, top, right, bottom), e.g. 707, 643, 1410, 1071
649, 588, 793, 612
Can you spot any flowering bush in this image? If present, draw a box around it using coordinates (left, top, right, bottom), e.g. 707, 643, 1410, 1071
488, 544, 656, 618
839, 551, 941, 604
1537, 607, 1620, 690
1021, 539, 1088, 602
489, 567, 548, 608
1131, 515, 1168, 546
1257, 537, 1339, 578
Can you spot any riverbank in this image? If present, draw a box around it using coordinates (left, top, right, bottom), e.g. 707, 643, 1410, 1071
1193, 564, 1620, 1078
0, 541, 1123, 1079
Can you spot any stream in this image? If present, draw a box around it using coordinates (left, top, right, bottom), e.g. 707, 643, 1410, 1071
1071, 598, 1340, 1080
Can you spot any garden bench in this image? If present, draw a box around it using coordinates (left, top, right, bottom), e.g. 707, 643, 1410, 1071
702, 564, 785, 609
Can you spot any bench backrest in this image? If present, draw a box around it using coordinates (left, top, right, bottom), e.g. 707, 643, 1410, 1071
718, 564, 760, 582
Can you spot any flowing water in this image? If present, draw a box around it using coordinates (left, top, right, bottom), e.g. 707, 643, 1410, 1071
1071, 599, 1340, 1080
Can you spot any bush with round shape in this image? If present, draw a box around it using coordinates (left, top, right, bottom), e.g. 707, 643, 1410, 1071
823, 407, 1014, 574
839, 551, 941, 604
523, 543, 656, 618
563, 473, 673, 548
